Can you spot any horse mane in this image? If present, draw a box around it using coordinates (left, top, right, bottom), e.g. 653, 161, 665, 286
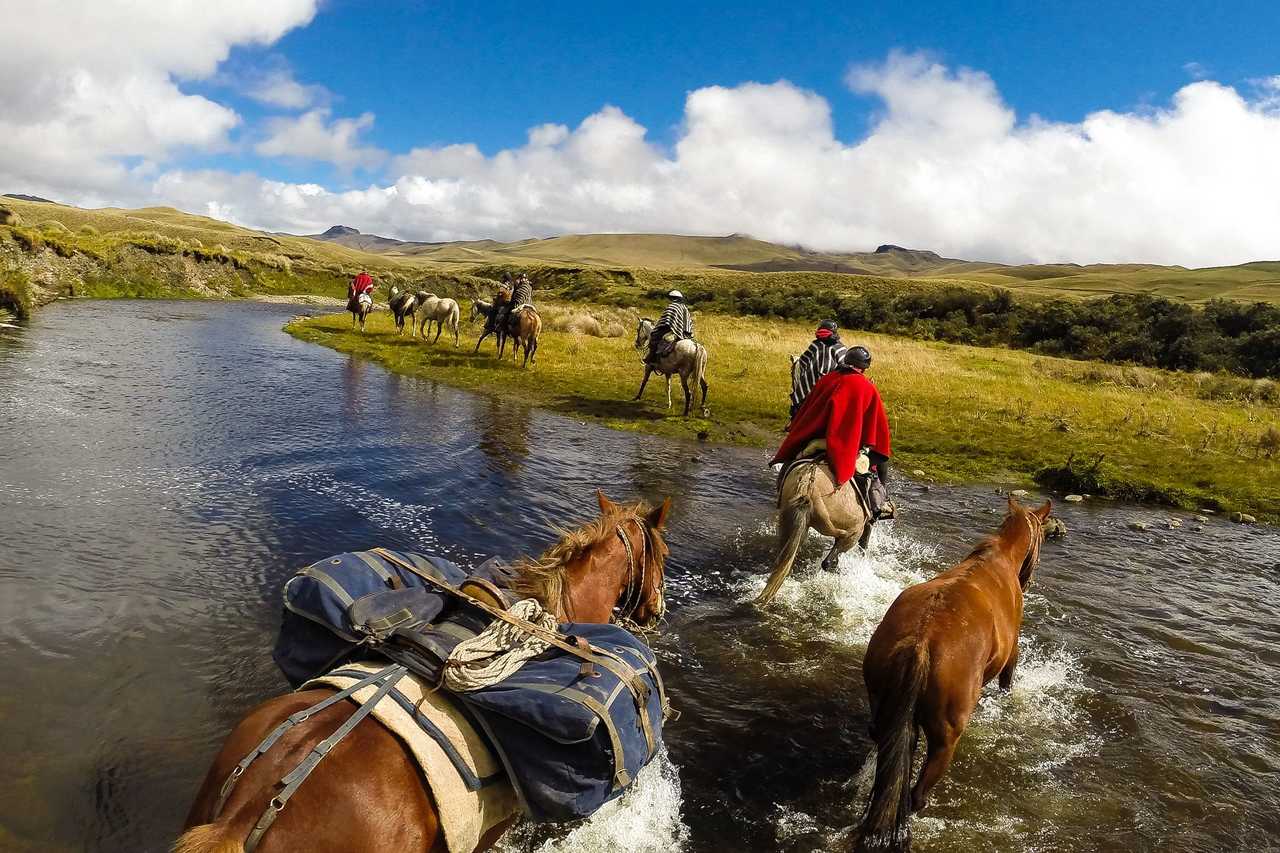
512, 500, 663, 619
960, 505, 1042, 587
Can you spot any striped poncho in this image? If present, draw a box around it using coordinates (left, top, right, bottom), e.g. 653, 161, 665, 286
657, 301, 693, 339
790, 337, 848, 414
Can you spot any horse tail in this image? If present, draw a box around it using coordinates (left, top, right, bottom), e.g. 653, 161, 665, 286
694, 343, 709, 408
172, 823, 244, 853
856, 645, 929, 853
756, 465, 813, 606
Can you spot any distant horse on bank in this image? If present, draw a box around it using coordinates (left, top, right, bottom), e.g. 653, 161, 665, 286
501, 304, 541, 368
471, 291, 510, 354
854, 497, 1052, 853
347, 292, 373, 332
755, 457, 871, 606
175, 491, 672, 853
388, 286, 417, 336
632, 318, 709, 418
414, 292, 461, 346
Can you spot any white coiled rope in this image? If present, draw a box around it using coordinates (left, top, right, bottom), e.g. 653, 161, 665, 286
442, 598, 559, 692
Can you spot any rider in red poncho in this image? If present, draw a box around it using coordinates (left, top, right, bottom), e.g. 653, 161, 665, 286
349, 271, 375, 300
771, 345, 892, 494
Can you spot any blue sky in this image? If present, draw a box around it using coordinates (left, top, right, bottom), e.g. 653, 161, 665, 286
198, 0, 1280, 186
6, 0, 1280, 264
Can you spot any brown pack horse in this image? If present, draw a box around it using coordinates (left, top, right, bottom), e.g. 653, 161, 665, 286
176, 491, 671, 853
855, 497, 1052, 853
500, 304, 541, 368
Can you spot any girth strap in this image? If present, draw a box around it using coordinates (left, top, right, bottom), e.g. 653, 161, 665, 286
212, 663, 399, 818
243, 665, 408, 853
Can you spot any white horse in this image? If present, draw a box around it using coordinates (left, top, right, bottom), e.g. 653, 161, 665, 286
633, 318, 710, 418
414, 291, 461, 346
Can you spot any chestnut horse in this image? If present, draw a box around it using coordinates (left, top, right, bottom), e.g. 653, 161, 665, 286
855, 497, 1052, 853
176, 491, 672, 853
500, 305, 541, 368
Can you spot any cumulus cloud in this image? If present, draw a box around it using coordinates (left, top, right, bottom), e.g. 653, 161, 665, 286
0, 0, 317, 203
196, 51, 1280, 266
245, 66, 329, 110
256, 109, 386, 168
4, 12, 1280, 267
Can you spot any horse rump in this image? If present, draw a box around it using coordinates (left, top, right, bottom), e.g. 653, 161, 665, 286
756, 467, 813, 606
855, 645, 929, 853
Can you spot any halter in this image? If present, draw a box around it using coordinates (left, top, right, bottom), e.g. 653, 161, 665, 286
1018, 511, 1045, 590
613, 518, 663, 631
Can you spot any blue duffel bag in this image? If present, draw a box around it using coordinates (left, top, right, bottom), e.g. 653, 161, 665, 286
272, 549, 471, 685
453, 620, 668, 822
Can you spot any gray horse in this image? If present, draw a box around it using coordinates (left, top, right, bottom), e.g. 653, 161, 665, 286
632, 318, 709, 418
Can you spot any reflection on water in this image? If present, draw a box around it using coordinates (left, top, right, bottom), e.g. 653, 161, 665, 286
1, 300, 1278, 853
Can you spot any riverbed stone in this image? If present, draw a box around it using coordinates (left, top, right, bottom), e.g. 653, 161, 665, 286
1064, 494, 1084, 502
1195, 515, 1210, 523
1011, 489, 1031, 498
912, 469, 926, 478
1230, 512, 1257, 524
1165, 518, 1182, 529
1044, 517, 1068, 539
1128, 520, 1150, 531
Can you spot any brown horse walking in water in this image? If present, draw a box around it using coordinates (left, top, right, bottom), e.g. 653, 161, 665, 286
855, 497, 1052, 853
175, 491, 671, 853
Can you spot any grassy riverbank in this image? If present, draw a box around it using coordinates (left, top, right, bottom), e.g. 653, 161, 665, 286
286, 307, 1280, 521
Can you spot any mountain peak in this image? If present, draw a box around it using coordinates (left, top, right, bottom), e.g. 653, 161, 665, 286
321, 225, 360, 237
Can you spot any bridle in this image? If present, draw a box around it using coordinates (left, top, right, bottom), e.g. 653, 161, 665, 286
1018, 511, 1045, 591
612, 517, 664, 632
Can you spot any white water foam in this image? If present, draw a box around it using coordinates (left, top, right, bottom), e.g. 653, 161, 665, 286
498, 750, 689, 853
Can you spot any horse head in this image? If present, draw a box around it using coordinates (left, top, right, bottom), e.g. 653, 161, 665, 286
635, 318, 654, 350
512, 490, 671, 628
1006, 496, 1053, 590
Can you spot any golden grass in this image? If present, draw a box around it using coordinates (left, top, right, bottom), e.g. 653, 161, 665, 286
288, 307, 1280, 520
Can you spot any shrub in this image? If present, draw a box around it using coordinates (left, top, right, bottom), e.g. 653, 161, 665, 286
0, 206, 20, 226
0, 269, 33, 321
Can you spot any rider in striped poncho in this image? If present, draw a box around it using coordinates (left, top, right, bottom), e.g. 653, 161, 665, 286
646, 290, 695, 365
790, 320, 847, 417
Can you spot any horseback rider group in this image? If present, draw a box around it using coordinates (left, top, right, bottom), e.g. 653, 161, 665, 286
490, 272, 535, 334
348, 270, 375, 306
774, 320, 893, 524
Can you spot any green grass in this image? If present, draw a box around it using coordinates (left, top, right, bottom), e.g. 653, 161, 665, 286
287, 306, 1280, 521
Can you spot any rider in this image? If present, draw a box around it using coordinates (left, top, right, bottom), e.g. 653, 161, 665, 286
493, 272, 534, 333
646, 290, 694, 366
790, 320, 847, 417
348, 270, 375, 305
771, 345, 892, 514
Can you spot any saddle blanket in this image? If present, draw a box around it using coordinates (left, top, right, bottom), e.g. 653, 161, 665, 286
306, 662, 519, 853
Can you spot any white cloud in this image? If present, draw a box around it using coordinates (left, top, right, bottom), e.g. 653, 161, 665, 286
246, 66, 328, 110
4, 23, 1280, 267
0, 0, 318, 202
203, 52, 1280, 266
256, 109, 386, 168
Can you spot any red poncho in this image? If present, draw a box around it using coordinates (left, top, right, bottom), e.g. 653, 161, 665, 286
771, 369, 892, 484
349, 272, 374, 297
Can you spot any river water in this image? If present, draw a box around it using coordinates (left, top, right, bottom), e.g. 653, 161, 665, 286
1, 300, 1277, 853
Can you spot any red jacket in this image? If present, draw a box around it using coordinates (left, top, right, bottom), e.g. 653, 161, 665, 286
349, 273, 375, 297
771, 369, 891, 484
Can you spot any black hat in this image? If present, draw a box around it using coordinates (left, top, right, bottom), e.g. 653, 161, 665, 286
843, 346, 872, 369
817, 319, 838, 334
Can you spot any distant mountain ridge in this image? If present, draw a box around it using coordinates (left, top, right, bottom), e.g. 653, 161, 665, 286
303, 225, 997, 277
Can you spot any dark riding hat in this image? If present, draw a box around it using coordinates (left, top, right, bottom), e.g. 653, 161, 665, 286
667, 289, 684, 301
815, 319, 838, 340
843, 346, 872, 370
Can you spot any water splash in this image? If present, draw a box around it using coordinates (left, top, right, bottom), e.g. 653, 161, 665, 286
499, 751, 688, 853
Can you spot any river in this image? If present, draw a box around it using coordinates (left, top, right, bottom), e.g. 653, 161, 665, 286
1, 300, 1277, 853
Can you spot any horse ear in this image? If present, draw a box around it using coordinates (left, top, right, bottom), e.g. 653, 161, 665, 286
647, 497, 672, 530
596, 490, 616, 515
1034, 499, 1053, 521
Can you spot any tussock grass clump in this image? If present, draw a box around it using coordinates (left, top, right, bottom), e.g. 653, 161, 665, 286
40, 220, 70, 234
78, 224, 99, 236
0, 206, 22, 226
0, 269, 34, 321
540, 301, 636, 338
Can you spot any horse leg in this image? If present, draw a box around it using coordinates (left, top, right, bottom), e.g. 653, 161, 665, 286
680, 373, 692, 417
999, 639, 1020, 690
452, 320, 459, 347
434, 321, 443, 344
633, 368, 653, 401
665, 375, 673, 409
474, 329, 489, 354
911, 729, 959, 814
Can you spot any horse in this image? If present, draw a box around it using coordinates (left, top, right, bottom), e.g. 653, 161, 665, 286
501, 305, 541, 368
471, 290, 510, 355
755, 456, 871, 606
632, 318, 709, 418
347, 292, 373, 332
175, 490, 672, 853
388, 286, 417, 336
854, 497, 1052, 853
415, 292, 461, 346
